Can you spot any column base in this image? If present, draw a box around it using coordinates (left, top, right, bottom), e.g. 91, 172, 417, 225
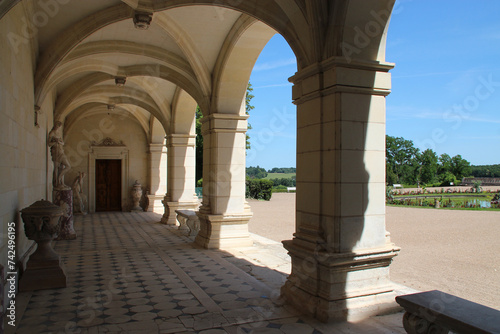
147, 194, 166, 214
195, 212, 253, 249
161, 199, 199, 225
281, 240, 400, 322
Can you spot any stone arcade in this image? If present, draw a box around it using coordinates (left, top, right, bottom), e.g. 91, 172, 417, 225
1, 0, 400, 327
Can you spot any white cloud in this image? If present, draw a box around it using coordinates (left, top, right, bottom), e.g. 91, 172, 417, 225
253, 83, 292, 89
386, 105, 444, 120
253, 58, 296, 71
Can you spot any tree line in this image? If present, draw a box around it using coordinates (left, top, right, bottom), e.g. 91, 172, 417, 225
470, 164, 500, 177
268, 167, 296, 173
386, 135, 471, 186
246, 166, 296, 187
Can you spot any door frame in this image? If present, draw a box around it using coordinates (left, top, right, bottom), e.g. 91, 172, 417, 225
88, 144, 129, 213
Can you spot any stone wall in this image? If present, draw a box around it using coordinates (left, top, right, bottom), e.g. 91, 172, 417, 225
0, 3, 46, 273
461, 177, 500, 186
64, 114, 149, 211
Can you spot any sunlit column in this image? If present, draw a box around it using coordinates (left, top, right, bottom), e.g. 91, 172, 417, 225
161, 134, 199, 225
281, 58, 400, 322
147, 143, 167, 213
195, 113, 253, 248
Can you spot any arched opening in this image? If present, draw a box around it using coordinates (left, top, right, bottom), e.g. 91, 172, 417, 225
246, 34, 298, 244
1, 1, 406, 330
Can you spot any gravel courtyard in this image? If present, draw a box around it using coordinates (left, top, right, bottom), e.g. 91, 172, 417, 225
247, 193, 500, 310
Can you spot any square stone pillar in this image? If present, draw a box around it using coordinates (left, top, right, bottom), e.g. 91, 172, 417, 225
148, 143, 167, 213
161, 134, 199, 225
281, 58, 400, 322
194, 114, 253, 249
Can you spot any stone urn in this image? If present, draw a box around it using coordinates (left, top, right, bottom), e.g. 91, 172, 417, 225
19, 200, 67, 291
131, 180, 143, 212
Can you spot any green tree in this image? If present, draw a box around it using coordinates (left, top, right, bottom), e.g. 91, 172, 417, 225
471, 164, 500, 177
386, 135, 420, 185
438, 153, 452, 175
418, 149, 439, 185
450, 155, 472, 181
246, 166, 267, 179
245, 82, 254, 150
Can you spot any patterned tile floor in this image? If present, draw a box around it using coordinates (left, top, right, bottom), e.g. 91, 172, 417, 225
9, 212, 406, 333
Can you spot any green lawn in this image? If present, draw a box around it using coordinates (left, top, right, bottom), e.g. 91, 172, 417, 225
265, 173, 296, 180
388, 192, 499, 210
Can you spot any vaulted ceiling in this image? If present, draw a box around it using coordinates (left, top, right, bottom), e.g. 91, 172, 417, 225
32, 1, 280, 141
8, 0, 393, 141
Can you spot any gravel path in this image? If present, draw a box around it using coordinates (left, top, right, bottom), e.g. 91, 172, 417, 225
247, 193, 500, 309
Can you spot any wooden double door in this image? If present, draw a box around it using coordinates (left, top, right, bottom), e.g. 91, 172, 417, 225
95, 159, 122, 212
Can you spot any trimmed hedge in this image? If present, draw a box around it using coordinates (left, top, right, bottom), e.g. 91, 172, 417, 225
246, 179, 273, 201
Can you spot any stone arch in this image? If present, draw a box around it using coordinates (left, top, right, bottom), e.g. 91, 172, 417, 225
171, 88, 197, 135
58, 86, 168, 131
37, 57, 203, 112
64, 104, 150, 138
211, 15, 276, 115
33, 1, 314, 105
152, 1, 311, 68
333, 0, 395, 63
149, 116, 167, 144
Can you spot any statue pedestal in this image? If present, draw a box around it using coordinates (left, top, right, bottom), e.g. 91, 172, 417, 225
53, 189, 77, 240
20, 241, 67, 291
19, 200, 67, 291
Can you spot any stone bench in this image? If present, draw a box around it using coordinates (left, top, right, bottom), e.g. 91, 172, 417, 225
393, 184, 403, 189
396, 290, 500, 334
175, 210, 200, 236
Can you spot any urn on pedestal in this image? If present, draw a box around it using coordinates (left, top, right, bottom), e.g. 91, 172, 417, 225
19, 200, 67, 291
131, 180, 143, 212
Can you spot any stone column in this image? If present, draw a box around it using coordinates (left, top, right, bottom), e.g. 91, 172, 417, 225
148, 143, 167, 213
194, 114, 252, 249
281, 59, 400, 322
161, 134, 199, 225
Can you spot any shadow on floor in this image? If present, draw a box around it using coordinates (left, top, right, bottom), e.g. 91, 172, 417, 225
7, 212, 405, 334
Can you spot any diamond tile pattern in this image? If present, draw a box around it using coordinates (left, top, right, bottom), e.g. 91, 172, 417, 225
13, 212, 326, 333
12, 212, 405, 333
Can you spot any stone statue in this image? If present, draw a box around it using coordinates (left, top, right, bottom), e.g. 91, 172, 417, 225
72, 172, 87, 214
48, 121, 71, 190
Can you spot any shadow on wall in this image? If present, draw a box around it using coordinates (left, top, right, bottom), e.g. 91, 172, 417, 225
280, 64, 396, 322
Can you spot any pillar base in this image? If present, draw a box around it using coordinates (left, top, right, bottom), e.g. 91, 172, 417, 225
147, 194, 166, 214
281, 240, 400, 322
195, 212, 253, 249
161, 199, 199, 225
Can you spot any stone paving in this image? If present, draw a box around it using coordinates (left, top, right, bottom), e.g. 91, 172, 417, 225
9, 212, 407, 333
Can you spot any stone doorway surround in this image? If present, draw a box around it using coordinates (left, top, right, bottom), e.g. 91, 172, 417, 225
88, 139, 129, 213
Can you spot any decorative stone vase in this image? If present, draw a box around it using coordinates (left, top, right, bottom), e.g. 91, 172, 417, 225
131, 180, 143, 212
19, 200, 67, 291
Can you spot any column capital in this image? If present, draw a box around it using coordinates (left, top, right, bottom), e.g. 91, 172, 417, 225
290, 58, 394, 104
148, 143, 167, 153
200, 113, 249, 135
166, 134, 196, 147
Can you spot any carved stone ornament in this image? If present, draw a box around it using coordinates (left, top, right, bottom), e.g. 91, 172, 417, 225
21, 200, 63, 240
92, 137, 125, 146
115, 76, 126, 86
131, 180, 143, 212
133, 12, 152, 30
19, 200, 67, 291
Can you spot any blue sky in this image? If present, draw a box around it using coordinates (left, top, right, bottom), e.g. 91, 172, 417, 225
247, 1, 500, 170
